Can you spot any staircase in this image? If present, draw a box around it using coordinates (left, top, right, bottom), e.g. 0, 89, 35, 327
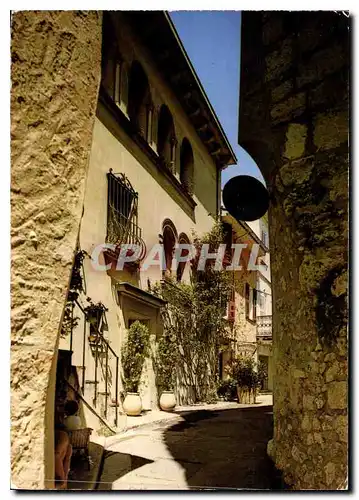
59, 297, 121, 430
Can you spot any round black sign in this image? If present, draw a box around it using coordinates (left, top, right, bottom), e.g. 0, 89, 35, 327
222, 175, 269, 222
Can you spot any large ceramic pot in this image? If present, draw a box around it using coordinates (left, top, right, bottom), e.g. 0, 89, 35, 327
123, 392, 142, 416
159, 391, 176, 412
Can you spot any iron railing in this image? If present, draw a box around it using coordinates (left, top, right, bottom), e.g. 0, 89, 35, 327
256, 315, 272, 340
73, 299, 120, 428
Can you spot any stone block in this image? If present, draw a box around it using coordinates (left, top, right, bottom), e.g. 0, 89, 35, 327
271, 79, 293, 103
293, 369, 305, 379
303, 394, 315, 410
327, 381, 347, 409
324, 353, 336, 363
296, 43, 348, 88
334, 415, 348, 443
331, 272, 347, 297
314, 110, 348, 151
324, 462, 336, 486
301, 414, 312, 432
312, 417, 321, 431
315, 397, 325, 409
313, 432, 324, 445
325, 361, 340, 383
283, 123, 307, 160
280, 160, 313, 187
271, 93, 306, 124
265, 38, 293, 82
291, 445, 306, 464
306, 434, 314, 445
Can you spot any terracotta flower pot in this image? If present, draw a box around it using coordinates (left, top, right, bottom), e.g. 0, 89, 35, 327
159, 391, 176, 412
123, 392, 142, 416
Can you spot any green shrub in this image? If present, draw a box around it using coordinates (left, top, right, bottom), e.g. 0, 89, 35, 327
154, 334, 177, 391
121, 321, 150, 393
217, 378, 237, 401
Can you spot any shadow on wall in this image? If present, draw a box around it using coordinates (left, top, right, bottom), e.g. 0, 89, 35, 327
163, 406, 287, 491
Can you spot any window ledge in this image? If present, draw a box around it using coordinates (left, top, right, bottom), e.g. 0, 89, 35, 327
98, 87, 197, 212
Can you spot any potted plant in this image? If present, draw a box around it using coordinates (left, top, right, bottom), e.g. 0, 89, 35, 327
154, 333, 177, 411
84, 299, 108, 343
229, 355, 259, 404
121, 321, 150, 416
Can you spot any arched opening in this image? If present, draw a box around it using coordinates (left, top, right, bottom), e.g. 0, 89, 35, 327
180, 138, 194, 195
128, 61, 152, 139
157, 104, 176, 171
162, 219, 178, 278
176, 232, 191, 282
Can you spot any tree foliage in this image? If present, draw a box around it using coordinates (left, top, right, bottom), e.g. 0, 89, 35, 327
153, 221, 233, 403
153, 333, 178, 391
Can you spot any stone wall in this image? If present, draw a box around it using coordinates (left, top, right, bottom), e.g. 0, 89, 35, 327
11, 11, 102, 489
239, 12, 349, 490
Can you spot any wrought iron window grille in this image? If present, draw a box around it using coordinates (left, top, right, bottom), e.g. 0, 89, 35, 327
106, 170, 145, 254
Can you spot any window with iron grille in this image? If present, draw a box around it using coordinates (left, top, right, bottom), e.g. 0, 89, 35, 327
106, 170, 142, 247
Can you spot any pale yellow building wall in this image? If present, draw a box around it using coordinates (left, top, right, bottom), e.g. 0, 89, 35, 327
59, 16, 221, 419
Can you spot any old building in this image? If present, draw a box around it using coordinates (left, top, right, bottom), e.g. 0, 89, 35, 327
239, 11, 349, 490
11, 11, 236, 489
11, 9, 349, 491
248, 217, 273, 391
220, 213, 273, 390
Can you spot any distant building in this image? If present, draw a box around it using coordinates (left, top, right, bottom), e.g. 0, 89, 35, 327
247, 217, 273, 391
220, 212, 273, 391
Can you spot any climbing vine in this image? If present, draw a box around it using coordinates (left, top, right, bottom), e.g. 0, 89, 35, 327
60, 250, 88, 338
153, 221, 232, 403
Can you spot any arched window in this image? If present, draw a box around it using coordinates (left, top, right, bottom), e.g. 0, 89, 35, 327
128, 61, 152, 140
180, 138, 194, 195
176, 232, 191, 282
162, 219, 178, 278
157, 105, 176, 172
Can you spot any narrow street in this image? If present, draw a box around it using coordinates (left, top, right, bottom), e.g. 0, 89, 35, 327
96, 398, 285, 491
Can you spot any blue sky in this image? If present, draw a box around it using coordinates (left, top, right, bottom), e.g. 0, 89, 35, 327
169, 11, 264, 186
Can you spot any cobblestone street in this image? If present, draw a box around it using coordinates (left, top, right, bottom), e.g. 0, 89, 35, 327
96, 397, 284, 491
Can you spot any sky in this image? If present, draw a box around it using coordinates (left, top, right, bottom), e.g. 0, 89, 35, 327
169, 11, 264, 186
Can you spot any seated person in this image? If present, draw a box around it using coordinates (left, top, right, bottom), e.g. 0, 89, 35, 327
63, 400, 82, 431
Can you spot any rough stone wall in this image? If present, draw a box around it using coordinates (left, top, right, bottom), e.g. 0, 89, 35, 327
11, 11, 102, 489
239, 12, 349, 490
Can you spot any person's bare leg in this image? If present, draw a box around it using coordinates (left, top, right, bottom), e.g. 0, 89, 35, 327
55, 431, 70, 488
63, 443, 73, 489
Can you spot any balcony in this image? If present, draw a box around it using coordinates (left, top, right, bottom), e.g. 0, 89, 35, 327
256, 315, 272, 341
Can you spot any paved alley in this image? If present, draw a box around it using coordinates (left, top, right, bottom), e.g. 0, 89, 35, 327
96, 398, 284, 491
